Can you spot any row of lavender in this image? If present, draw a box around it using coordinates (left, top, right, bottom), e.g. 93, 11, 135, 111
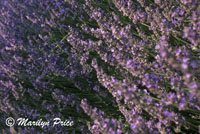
0, 0, 95, 133
0, 0, 200, 133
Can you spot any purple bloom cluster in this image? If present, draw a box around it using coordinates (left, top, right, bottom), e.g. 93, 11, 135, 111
0, 0, 200, 133
0, 0, 92, 133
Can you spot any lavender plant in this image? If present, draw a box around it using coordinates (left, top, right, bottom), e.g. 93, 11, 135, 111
0, 0, 199, 134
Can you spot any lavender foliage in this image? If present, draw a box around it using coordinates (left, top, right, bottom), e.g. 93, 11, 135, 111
0, 0, 200, 133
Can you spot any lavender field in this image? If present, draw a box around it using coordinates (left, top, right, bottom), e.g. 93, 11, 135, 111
0, 0, 200, 133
